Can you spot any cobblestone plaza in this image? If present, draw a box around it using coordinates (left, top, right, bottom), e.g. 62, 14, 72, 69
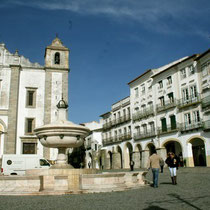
0, 167, 209, 210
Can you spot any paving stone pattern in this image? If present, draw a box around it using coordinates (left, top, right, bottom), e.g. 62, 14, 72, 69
0, 167, 210, 210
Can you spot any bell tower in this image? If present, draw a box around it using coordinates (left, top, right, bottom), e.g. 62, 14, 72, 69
44, 36, 69, 70
43, 37, 70, 159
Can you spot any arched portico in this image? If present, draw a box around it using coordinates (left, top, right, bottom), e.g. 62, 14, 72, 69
116, 146, 123, 168
123, 142, 133, 169
188, 137, 207, 167
134, 144, 143, 168
108, 151, 113, 169
146, 143, 156, 156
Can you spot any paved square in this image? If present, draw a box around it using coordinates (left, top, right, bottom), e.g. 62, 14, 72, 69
0, 168, 209, 210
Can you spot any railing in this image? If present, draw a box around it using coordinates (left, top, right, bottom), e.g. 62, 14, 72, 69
103, 114, 131, 130
156, 100, 176, 112
132, 107, 154, 121
133, 129, 156, 140
179, 120, 203, 132
202, 95, 210, 108
103, 121, 112, 130
157, 124, 179, 135
177, 94, 201, 108
203, 120, 210, 131
102, 132, 132, 145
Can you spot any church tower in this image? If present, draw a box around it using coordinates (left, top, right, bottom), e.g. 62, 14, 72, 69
44, 37, 70, 159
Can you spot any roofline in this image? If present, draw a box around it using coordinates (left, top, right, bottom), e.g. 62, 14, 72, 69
99, 111, 111, 117
151, 54, 198, 78
127, 69, 151, 85
194, 48, 210, 61
111, 95, 130, 106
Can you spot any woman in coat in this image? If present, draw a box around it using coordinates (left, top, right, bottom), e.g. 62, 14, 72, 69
165, 152, 179, 185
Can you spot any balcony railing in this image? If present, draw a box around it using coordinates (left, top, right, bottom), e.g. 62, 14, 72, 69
102, 132, 132, 145
179, 120, 203, 132
202, 95, 210, 108
157, 124, 179, 135
103, 114, 131, 130
133, 129, 156, 140
102, 137, 114, 146
177, 94, 201, 108
112, 115, 131, 126
203, 120, 210, 131
103, 121, 112, 130
132, 107, 154, 121
156, 100, 176, 112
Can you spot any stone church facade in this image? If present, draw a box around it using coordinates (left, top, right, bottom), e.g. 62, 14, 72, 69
0, 37, 69, 162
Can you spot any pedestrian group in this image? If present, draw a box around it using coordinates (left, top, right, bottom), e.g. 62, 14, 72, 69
147, 150, 179, 188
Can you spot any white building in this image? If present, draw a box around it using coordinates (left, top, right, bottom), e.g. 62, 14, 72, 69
100, 49, 210, 168
0, 37, 69, 162
83, 121, 103, 169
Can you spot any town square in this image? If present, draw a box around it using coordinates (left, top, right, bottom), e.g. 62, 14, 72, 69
0, 0, 210, 209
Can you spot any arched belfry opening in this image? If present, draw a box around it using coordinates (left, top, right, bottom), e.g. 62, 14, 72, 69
54, 52, 60, 64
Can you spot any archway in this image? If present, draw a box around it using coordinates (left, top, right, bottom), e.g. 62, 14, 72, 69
117, 146, 123, 168
134, 144, 143, 168
123, 142, 133, 168
108, 151, 113, 169
88, 152, 92, 168
147, 143, 156, 156
189, 138, 206, 166
163, 140, 183, 166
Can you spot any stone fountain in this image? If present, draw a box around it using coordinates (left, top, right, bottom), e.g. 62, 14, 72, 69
34, 98, 89, 169
20, 99, 148, 194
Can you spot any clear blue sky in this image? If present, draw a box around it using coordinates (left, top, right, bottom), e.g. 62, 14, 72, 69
1, 0, 210, 124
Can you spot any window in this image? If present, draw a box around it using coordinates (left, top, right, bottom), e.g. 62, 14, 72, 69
149, 122, 155, 132
142, 124, 147, 134
26, 88, 36, 107
23, 143, 36, 154
188, 65, 195, 75
148, 102, 153, 109
158, 81, 163, 89
193, 111, 200, 123
168, 92, 174, 103
182, 88, 189, 101
184, 113, 191, 125
135, 126, 140, 134
170, 115, 176, 130
167, 76, 172, 85
141, 104, 146, 111
54, 52, 60, 64
190, 85, 197, 99
124, 127, 127, 134
161, 118, 167, 132
141, 85, 145, 94
180, 68, 186, 79
159, 96, 165, 106
201, 62, 209, 77
95, 144, 97, 151
134, 87, 139, 98
25, 118, 35, 134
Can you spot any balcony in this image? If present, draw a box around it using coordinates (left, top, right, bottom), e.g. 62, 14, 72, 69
102, 137, 114, 146
133, 129, 156, 140
202, 95, 210, 108
112, 114, 131, 126
203, 120, 210, 131
157, 124, 179, 135
156, 100, 176, 113
177, 94, 201, 109
103, 121, 112, 130
179, 120, 203, 132
132, 107, 154, 121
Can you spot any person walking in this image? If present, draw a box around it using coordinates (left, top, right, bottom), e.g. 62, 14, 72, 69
165, 152, 179, 185
147, 150, 163, 188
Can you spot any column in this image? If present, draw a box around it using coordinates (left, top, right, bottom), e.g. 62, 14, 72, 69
141, 150, 150, 168
112, 152, 121, 169
5, 65, 21, 154
133, 152, 140, 168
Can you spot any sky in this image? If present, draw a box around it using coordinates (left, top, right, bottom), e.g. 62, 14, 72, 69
0, 0, 210, 124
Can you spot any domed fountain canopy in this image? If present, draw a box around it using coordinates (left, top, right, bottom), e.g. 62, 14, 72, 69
57, 97, 68, 109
